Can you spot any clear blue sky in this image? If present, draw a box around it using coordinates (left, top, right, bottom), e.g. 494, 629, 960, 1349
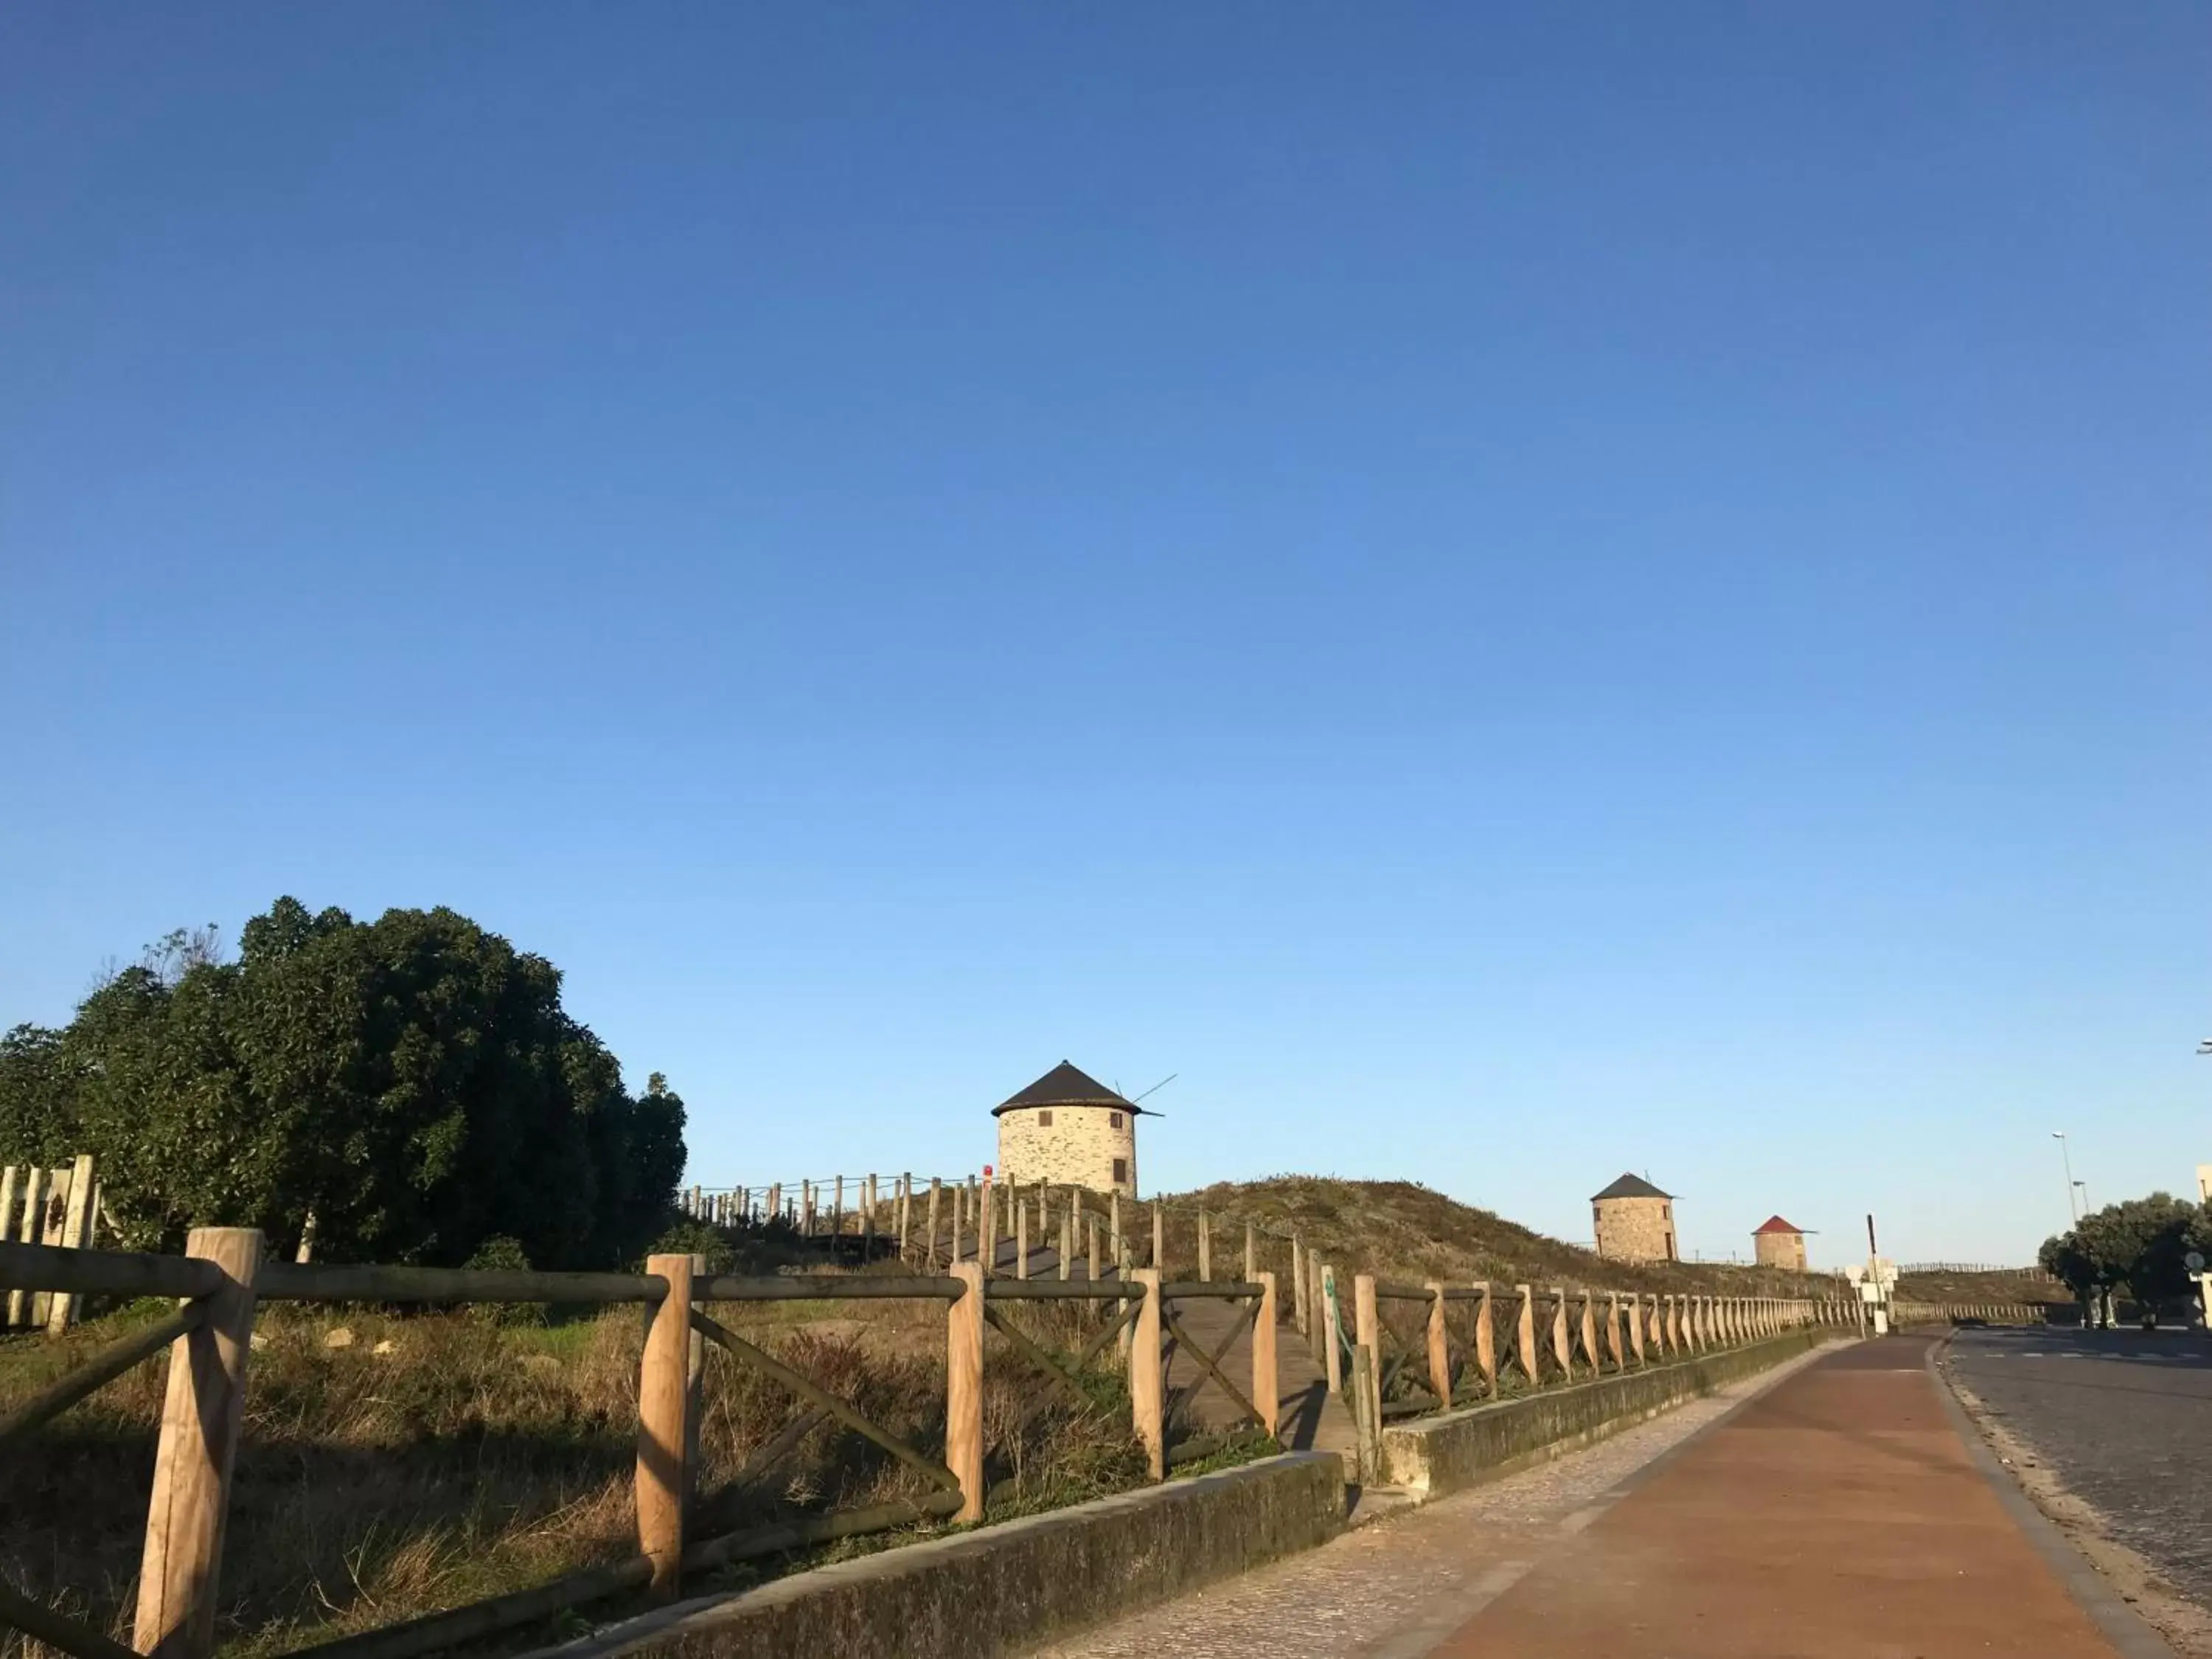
4, 5, 2206, 1267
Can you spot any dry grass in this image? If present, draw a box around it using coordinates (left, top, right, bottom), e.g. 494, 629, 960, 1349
1, 1282, 1150, 1659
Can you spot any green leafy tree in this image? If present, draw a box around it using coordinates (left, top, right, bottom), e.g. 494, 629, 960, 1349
2, 897, 686, 1270
2039, 1192, 2208, 1305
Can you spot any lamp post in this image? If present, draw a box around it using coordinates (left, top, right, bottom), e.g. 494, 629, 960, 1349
2052, 1132, 2079, 1225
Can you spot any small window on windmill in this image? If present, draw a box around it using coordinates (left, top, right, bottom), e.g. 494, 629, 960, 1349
1113, 1158, 1128, 1183
1037, 1110, 1053, 1127
1109, 1112, 1122, 1129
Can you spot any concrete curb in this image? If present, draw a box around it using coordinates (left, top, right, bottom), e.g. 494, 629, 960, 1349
1380, 1329, 1833, 1498
1927, 1336, 2178, 1659
522, 1451, 1345, 1659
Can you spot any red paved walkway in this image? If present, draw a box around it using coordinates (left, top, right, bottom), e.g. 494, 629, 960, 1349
1432, 1336, 2134, 1658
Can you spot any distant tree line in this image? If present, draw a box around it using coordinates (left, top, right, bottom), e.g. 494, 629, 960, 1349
0, 897, 686, 1271
2038, 1192, 2210, 1312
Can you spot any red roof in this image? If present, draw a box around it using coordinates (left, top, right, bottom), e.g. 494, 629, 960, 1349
1753, 1215, 1806, 1236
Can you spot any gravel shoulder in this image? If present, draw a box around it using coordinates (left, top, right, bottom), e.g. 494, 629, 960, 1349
1025, 1342, 1842, 1659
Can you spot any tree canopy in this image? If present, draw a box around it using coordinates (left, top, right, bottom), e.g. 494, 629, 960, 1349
0, 898, 686, 1270
2038, 1192, 2208, 1305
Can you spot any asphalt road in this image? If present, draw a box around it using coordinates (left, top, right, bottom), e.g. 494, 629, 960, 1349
1944, 1326, 2212, 1610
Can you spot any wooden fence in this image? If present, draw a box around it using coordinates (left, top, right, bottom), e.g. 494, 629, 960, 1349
1, 1197, 1854, 1659
1, 1157, 101, 1332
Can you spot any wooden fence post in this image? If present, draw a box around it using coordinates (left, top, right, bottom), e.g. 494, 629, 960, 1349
1514, 1284, 1537, 1384
1348, 1343, 1379, 1482
1354, 1273, 1381, 1428
925, 1178, 942, 1268
1320, 1265, 1345, 1396
1130, 1268, 1165, 1480
16, 1167, 49, 1326
1197, 1210, 1211, 1283
897, 1173, 912, 1256
1578, 1290, 1598, 1373
684, 1253, 707, 1492
1087, 1214, 1101, 1284
134, 1226, 264, 1659
1605, 1292, 1624, 1371
1254, 1270, 1279, 1438
1110, 1192, 1122, 1267
1627, 1293, 1646, 1366
0, 1164, 23, 1328
636, 1253, 695, 1600
44, 1153, 97, 1332
1475, 1282, 1497, 1396
1306, 1251, 1324, 1363
1117, 1234, 1135, 1362
979, 1170, 996, 1277
1059, 1200, 1074, 1281
1291, 1235, 1307, 1337
1550, 1287, 1573, 1380
1245, 1222, 1257, 1285
1425, 1281, 1450, 1407
946, 1261, 985, 1520
1152, 1202, 1164, 1273
1015, 1198, 1029, 1279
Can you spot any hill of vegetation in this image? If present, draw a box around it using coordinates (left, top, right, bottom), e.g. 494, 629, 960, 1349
1154, 1176, 1837, 1297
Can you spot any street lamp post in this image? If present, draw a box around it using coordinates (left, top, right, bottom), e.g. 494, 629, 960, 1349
2052, 1132, 2079, 1225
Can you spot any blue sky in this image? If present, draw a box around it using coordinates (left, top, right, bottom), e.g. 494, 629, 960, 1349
3, 4, 2206, 1267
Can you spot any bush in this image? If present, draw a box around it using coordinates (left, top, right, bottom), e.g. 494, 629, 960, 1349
0, 898, 686, 1271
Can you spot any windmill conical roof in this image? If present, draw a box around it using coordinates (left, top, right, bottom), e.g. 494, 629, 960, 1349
992, 1061, 1144, 1117
1590, 1172, 1673, 1202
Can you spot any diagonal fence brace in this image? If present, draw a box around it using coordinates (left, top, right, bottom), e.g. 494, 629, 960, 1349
1161, 1298, 1265, 1430
0, 1301, 204, 1452
691, 1309, 960, 1494
982, 1303, 1093, 1413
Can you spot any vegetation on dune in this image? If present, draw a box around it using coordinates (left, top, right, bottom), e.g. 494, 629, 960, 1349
0, 898, 685, 1269
1153, 1175, 1837, 1296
